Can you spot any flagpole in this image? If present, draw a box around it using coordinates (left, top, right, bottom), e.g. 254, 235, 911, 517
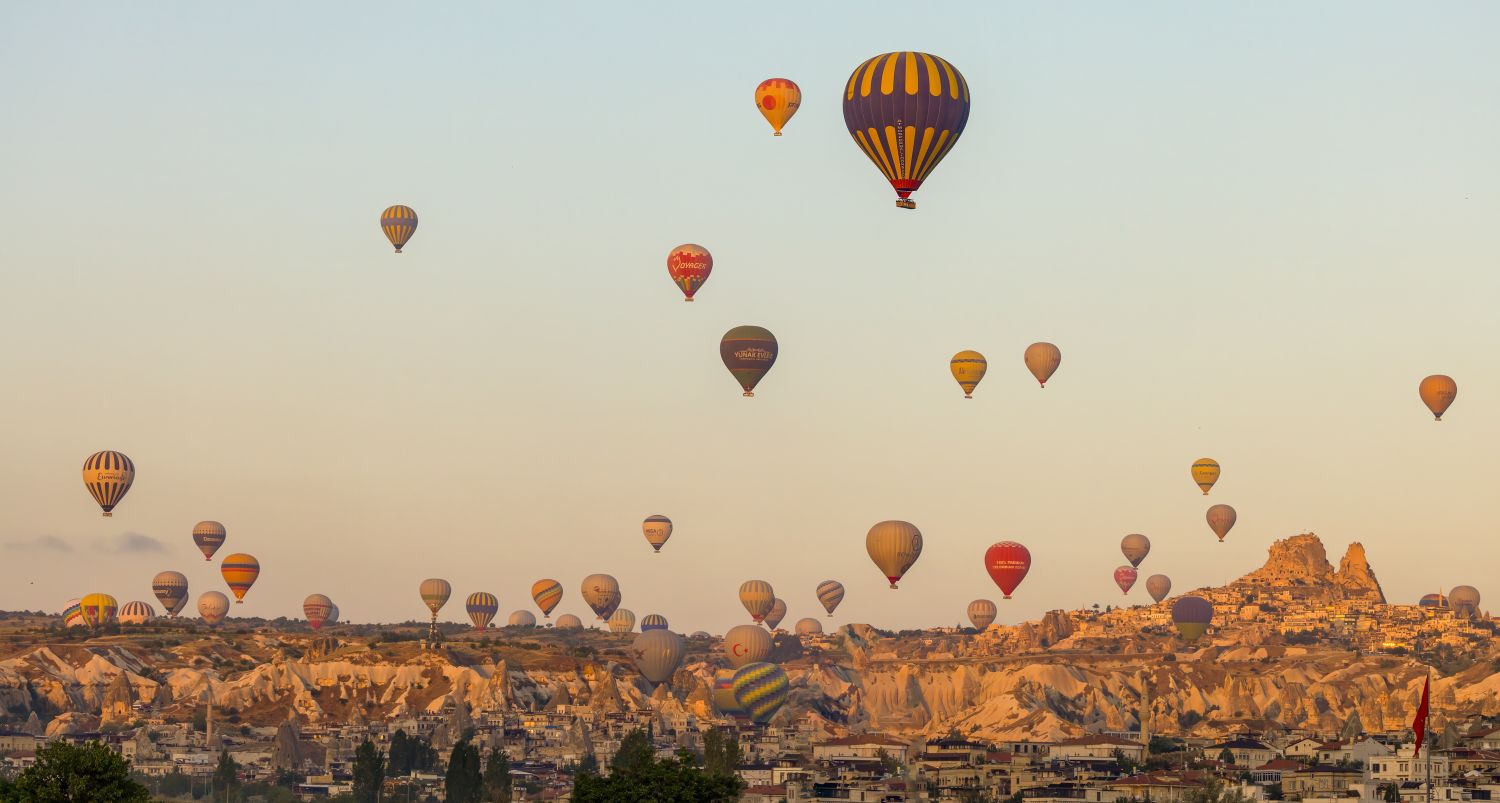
1426, 670, 1433, 803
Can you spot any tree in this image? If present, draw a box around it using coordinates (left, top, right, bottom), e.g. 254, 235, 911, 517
876, 748, 900, 777
482, 747, 512, 802
212, 749, 239, 802
576, 750, 600, 776
612, 728, 655, 775
445, 739, 484, 803
1383, 783, 1401, 803
352, 739, 386, 803
1217, 748, 1237, 766
3, 740, 151, 802
572, 748, 743, 803
1185, 777, 1255, 803
702, 728, 741, 778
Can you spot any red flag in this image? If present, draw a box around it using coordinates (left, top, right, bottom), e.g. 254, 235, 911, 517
1413, 675, 1431, 757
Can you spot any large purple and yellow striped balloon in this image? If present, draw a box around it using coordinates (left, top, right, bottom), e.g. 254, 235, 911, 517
380, 205, 418, 253
843, 52, 971, 210
640, 613, 668, 632
220, 554, 260, 603
730, 662, 789, 724
466, 592, 499, 631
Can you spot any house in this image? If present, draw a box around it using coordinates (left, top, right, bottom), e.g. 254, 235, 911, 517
1316, 738, 1390, 767
1283, 765, 1363, 798
1106, 771, 1217, 803
1252, 759, 1306, 784
1283, 737, 1322, 761
812, 734, 910, 765
1208, 737, 1280, 768
1047, 735, 1147, 764
1368, 746, 1452, 783
741, 783, 787, 803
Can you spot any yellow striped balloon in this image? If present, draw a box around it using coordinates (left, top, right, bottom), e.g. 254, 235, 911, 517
531, 579, 563, 618
220, 554, 260, 602
712, 669, 744, 717
420, 578, 452, 616
466, 592, 499, 631
608, 608, 636, 634
80, 593, 118, 628
380, 205, 418, 253
1191, 458, 1220, 495
642, 515, 673, 553
950, 350, 987, 398
730, 662, 789, 724
739, 580, 775, 623
82, 451, 134, 517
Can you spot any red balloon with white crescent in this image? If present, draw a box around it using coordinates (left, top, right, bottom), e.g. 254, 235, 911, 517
984, 541, 1031, 599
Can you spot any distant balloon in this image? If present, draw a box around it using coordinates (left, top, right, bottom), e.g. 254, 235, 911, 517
641, 614, 669, 632
152, 571, 190, 617
420, 578, 452, 617
303, 594, 334, 630
642, 515, 673, 553
712, 669, 745, 717
1120, 534, 1150, 568
1146, 574, 1172, 604
1024, 343, 1061, 388
984, 541, 1031, 599
866, 520, 923, 589
731, 662, 789, 724
1450, 585, 1481, 617
816, 580, 845, 617
1171, 596, 1213, 642
531, 579, 563, 618
118, 600, 154, 625
1206, 504, 1237, 542
967, 599, 997, 629
1419, 375, 1458, 421
555, 614, 584, 629
581, 574, 622, 621
220, 554, 260, 603
842, 52, 971, 210
690, 631, 711, 639
950, 350, 988, 398
62, 598, 86, 628
466, 592, 499, 631
326, 603, 340, 627
192, 521, 227, 561
508, 610, 537, 628
1419, 593, 1449, 610
1191, 458, 1221, 495
764, 598, 787, 630
794, 617, 823, 636
755, 78, 801, 136
723, 623, 773, 669
632, 629, 686, 685
666, 244, 712, 302
607, 608, 636, 634
720, 326, 779, 396
739, 581, 775, 623
1114, 566, 1139, 595
82, 451, 134, 517
197, 591, 230, 627
380, 205, 418, 253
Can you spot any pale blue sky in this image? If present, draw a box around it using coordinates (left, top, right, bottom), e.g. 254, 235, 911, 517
2, 3, 1497, 631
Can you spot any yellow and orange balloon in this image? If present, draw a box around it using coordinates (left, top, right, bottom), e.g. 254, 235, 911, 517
755, 78, 801, 136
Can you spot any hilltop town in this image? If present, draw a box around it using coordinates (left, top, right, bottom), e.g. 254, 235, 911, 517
1, 533, 1496, 801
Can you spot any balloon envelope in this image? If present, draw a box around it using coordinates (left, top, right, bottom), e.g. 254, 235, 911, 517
508, 610, 537, 628
1146, 574, 1172, 604
198, 591, 230, 626
985, 542, 1031, 599
739, 580, 775, 623
816, 580, 845, 616
1191, 458, 1221, 495
1450, 585, 1481, 617
607, 609, 635, 634
712, 669, 745, 717
794, 617, 823, 636
1024, 343, 1061, 387
118, 600, 154, 625
192, 521, 227, 561
555, 614, 583, 629
466, 592, 499, 630
1120, 534, 1150, 568
304, 594, 334, 630
1206, 505, 1237, 542
420, 578, 452, 616
643, 515, 673, 552
723, 624, 773, 669
81, 593, 118, 626
764, 598, 787, 630
581, 574, 621, 620
1171, 596, 1213, 642
380, 205, 417, 253
1420, 375, 1457, 420
632, 629, 686, 684
531, 579, 563, 618
950, 350, 987, 398
967, 599, 997, 629
62, 598, 85, 628
82, 451, 134, 517
640, 614, 668, 632
220, 554, 260, 603
755, 78, 801, 135
867, 520, 923, 588
152, 571, 190, 616
731, 662, 790, 724
666, 244, 712, 301
842, 52, 971, 209
720, 326, 778, 396
1114, 566, 1139, 595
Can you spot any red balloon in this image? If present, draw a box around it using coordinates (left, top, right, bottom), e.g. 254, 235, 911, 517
666, 244, 713, 302
1113, 566, 1138, 595
984, 542, 1031, 599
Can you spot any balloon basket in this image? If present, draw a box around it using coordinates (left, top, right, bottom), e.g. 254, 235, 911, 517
743, 391, 754, 397
773, 132, 782, 137
896, 199, 916, 210
684, 297, 694, 302
102, 512, 112, 517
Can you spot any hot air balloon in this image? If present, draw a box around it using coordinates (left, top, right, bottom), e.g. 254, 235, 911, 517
220, 554, 260, 603
723, 623, 773, 669
1114, 566, 1138, 595
666, 244, 712, 302
1450, 585, 1482, 618
326, 603, 340, 627
82, 451, 134, 517
984, 541, 1031, 599
80, 593, 118, 628
1419, 593, 1449, 610
967, 599, 997, 629
555, 614, 584, 629
189, 521, 226, 561
608, 608, 636, 634
1024, 343, 1061, 388
1120, 534, 1150, 568
508, 610, 537, 628
739, 580, 775, 622
1171, 596, 1213, 642
1420, 375, 1458, 421
1192, 458, 1221, 495
721, 326, 778, 396
531, 579, 563, 618
62, 598, 86, 628
950, 350, 987, 398
764, 598, 787, 630
632, 629, 686, 685
581, 574, 621, 620
380, 205, 417, 253
794, 617, 823, 636
712, 669, 745, 717
843, 52, 971, 210
731, 662, 789, 724
420, 578, 452, 619
466, 592, 499, 631
304, 594, 334, 630
118, 600, 154, 625
640, 614, 668, 632
755, 78, 801, 136
1146, 574, 1172, 604
152, 571, 189, 617
642, 515, 673, 552
816, 580, 845, 617
197, 591, 229, 626
690, 631, 710, 639
867, 520, 923, 589
1206, 504, 1237, 543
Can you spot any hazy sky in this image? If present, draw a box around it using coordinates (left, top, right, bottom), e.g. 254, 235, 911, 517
2, 3, 1498, 632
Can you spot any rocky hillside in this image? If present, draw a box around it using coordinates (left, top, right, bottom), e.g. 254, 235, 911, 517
1235, 533, 1386, 603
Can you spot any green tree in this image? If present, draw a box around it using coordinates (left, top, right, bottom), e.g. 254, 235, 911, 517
572, 748, 743, 803
612, 729, 655, 775
159, 769, 193, 798
1185, 777, 1255, 803
352, 739, 385, 803
575, 750, 600, 776
445, 740, 484, 803
876, 748, 900, 777
4, 740, 151, 802
1383, 783, 1401, 803
701, 727, 741, 778
389, 729, 412, 774
1217, 748, 1237, 766
211, 749, 240, 802
482, 747, 512, 802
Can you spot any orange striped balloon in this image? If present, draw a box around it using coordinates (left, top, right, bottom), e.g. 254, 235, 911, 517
380, 205, 418, 253
219, 553, 260, 602
531, 579, 563, 618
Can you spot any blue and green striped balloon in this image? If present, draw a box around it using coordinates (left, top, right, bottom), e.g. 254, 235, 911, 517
730, 662, 789, 724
